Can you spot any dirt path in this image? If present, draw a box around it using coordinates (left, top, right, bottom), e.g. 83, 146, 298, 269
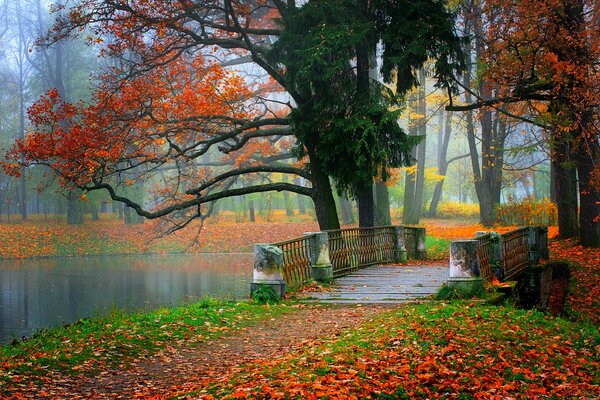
15, 304, 395, 399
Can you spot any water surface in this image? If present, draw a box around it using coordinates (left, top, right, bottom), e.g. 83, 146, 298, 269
0, 253, 252, 343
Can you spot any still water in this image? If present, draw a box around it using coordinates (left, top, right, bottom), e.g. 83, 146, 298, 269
0, 253, 252, 343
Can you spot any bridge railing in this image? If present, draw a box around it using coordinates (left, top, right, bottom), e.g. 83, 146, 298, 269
502, 227, 530, 280
474, 232, 494, 281
271, 235, 313, 289
448, 226, 549, 288
326, 226, 396, 278
251, 225, 427, 297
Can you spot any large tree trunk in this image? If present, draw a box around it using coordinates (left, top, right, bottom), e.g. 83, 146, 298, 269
574, 140, 600, 246
552, 142, 579, 238
66, 191, 84, 225
308, 150, 340, 230
374, 182, 391, 226
357, 183, 375, 228
338, 193, 356, 225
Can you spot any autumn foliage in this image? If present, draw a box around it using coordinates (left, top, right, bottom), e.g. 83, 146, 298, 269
497, 197, 558, 226
5, 53, 256, 186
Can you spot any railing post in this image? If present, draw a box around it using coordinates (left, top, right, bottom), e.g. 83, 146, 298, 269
393, 226, 408, 263
251, 244, 285, 299
448, 240, 484, 291
489, 232, 505, 280
305, 232, 333, 283
416, 227, 427, 260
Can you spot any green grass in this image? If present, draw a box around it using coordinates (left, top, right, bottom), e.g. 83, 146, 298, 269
0, 298, 300, 389
198, 303, 600, 399
425, 235, 450, 260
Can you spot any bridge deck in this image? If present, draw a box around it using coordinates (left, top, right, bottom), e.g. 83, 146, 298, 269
304, 264, 448, 304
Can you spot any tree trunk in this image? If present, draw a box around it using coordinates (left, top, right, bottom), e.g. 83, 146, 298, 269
374, 182, 391, 226
357, 183, 374, 228
412, 69, 427, 224
338, 194, 355, 225
550, 161, 558, 202
248, 200, 255, 222
309, 153, 341, 230
574, 140, 600, 246
67, 191, 84, 225
90, 201, 99, 221
295, 178, 307, 214
403, 93, 418, 225
464, 14, 504, 227
16, 0, 27, 220
552, 142, 579, 238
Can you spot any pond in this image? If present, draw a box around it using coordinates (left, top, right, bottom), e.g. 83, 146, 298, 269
0, 253, 253, 344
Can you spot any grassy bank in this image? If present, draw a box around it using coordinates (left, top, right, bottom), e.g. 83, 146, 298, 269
0, 298, 300, 393
198, 302, 600, 399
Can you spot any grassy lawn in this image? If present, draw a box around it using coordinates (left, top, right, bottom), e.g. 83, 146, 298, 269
0, 298, 300, 392
425, 235, 450, 260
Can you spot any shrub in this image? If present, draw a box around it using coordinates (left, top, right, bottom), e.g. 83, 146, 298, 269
497, 197, 557, 226
435, 202, 480, 219
434, 283, 486, 300
251, 284, 281, 304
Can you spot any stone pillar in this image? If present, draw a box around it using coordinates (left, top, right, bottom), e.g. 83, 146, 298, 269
538, 226, 549, 260
393, 226, 408, 263
448, 240, 483, 291
251, 244, 285, 299
306, 232, 333, 283
416, 227, 427, 260
527, 226, 542, 264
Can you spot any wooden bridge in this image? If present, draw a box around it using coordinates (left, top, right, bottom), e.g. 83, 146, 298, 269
251, 225, 549, 305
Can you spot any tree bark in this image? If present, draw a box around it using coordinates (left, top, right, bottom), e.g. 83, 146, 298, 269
574, 140, 600, 246
307, 150, 340, 230
552, 141, 579, 238
357, 183, 375, 228
66, 192, 84, 225
374, 182, 391, 226
338, 193, 355, 225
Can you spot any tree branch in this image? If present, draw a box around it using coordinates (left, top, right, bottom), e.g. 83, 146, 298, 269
185, 165, 311, 195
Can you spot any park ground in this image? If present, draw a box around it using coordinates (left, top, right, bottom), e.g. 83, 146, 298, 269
0, 213, 598, 398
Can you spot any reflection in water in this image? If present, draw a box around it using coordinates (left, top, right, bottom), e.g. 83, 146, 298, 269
0, 253, 252, 343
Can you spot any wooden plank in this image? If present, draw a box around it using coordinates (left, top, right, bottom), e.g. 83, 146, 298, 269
303, 264, 448, 304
